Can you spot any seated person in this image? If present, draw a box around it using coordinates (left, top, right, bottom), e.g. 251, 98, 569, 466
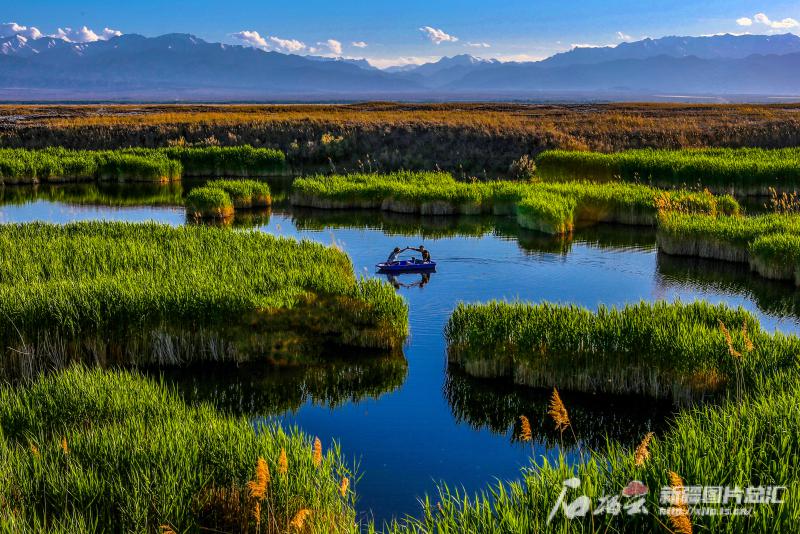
386, 247, 407, 264
410, 245, 431, 263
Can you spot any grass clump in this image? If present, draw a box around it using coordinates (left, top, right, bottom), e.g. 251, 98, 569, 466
413, 300, 800, 532
445, 300, 797, 404
159, 145, 286, 176
0, 222, 408, 374
185, 179, 271, 218
0, 146, 285, 185
537, 147, 800, 195
291, 172, 736, 235
657, 212, 800, 283
0, 147, 182, 184
0, 366, 357, 532
185, 186, 235, 218
381, 374, 800, 533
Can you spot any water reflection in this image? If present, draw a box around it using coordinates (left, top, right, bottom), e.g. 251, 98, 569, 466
445, 366, 674, 450
657, 253, 800, 321
152, 356, 407, 415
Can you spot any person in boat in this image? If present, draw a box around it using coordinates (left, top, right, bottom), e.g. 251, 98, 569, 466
410, 245, 431, 263
386, 247, 408, 264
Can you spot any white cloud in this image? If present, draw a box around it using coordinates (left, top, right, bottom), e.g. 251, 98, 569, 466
1, 22, 121, 43
736, 17, 753, 27
351, 41, 368, 48
747, 12, 799, 29
49, 25, 122, 43
232, 30, 268, 49
269, 36, 306, 52
616, 31, 632, 41
324, 39, 342, 55
233, 30, 306, 53
0, 22, 42, 39
467, 41, 491, 48
754, 13, 771, 25
419, 26, 458, 45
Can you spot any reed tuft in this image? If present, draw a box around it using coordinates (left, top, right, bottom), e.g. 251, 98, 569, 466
246, 457, 270, 501
548, 388, 570, 433
518, 415, 533, 442
278, 448, 288, 477
634, 432, 654, 467
289, 508, 311, 530
313, 437, 323, 468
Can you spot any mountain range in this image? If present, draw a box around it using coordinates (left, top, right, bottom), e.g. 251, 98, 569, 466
1, 32, 799, 101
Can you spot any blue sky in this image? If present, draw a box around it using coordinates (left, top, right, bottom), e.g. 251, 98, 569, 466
3, 1, 800, 67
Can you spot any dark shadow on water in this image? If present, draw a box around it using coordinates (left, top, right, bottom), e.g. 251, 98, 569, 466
147, 355, 408, 416
445, 365, 675, 451
656, 252, 800, 320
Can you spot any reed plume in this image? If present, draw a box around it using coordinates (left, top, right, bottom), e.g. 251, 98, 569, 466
246, 457, 270, 501
548, 388, 570, 433
339, 477, 349, 498
669, 512, 693, 534
634, 432, 654, 467
289, 508, 311, 530
312, 437, 323, 468
667, 471, 692, 534
278, 448, 288, 476
719, 321, 741, 359
518, 415, 533, 442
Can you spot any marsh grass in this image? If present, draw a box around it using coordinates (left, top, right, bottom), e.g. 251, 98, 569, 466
0, 222, 408, 370
657, 212, 800, 284
291, 172, 736, 235
382, 354, 800, 533
0, 146, 285, 185
0, 366, 357, 532
445, 300, 798, 404
537, 147, 800, 195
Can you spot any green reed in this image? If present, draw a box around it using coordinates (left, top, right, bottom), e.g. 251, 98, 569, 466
385, 301, 800, 533
0, 366, 357, 533
291, 172, 737, 235
0, 146, 285, 184
445, 300, 797, 402
537, 147, 800, 193
0, 222, 408, 361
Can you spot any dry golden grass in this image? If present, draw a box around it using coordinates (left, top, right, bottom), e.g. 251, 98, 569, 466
5, 102, 800, 173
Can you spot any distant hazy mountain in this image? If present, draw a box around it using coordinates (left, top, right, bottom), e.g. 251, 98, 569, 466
1, 32, 799, 100
448, 53, 800, 94
386, 54, 501, 87
540, 33, 800, 67
0, 33, 418, 98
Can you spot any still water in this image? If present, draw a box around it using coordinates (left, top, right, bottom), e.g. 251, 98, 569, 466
2, 183, 799, 524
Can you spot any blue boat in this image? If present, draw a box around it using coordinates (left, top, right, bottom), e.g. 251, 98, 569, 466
376, 259, 437, 273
